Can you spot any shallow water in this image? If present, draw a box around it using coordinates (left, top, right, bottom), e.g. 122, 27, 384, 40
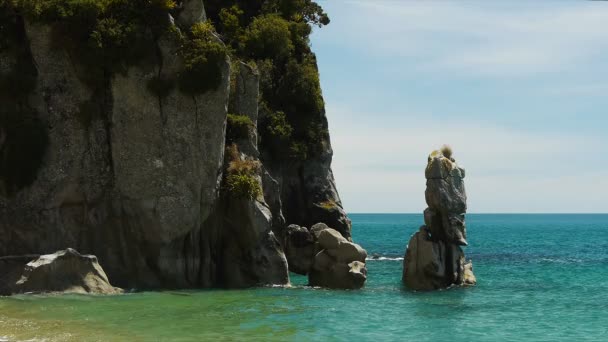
1, 214, 607, 341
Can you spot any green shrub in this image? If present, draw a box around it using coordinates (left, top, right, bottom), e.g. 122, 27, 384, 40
178, 22, 227, 95
8, 0, 177, 86
218, 4, 243, 48
277, 56, 323, 115
196, 1, 332, 162
225, 173, 261, 199
224, 144, 261, 199
288, 141, 308, 160
440, 144, 453, 160
262, 0, 330, 27
241, 14, 293, 60
262, 110, 292, 141
226, 113, 253, 143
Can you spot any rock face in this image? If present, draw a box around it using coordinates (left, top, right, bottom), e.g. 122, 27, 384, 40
310, 228, 367, 289
284, 224, 315, 275
284, 223, 368, 289
9, 249, 122, 295
204, 62, 289, 288
403, 148, 476, 290
0, 1, 347, 290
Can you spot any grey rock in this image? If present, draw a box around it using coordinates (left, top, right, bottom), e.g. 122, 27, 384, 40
309, 228, 367, 289
403, 148, 475, 290
13, 248, 122, 295
327, 240, 367, 263
424, 151, 467, 245
463, 261, 477, 286
176, 0, 207, 28
317, 228, 346, 250
0, 20, 233, 289
213, 197, 289, 288
309, 258, 367, 290
403, 226, 446, 290
0, 8, 350, 292
209, 59, 289, 288
310, 222, 330, 239
230, 62, 260, 158
284, 224, 314, 275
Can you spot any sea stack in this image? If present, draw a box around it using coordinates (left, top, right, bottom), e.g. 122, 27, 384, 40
402, 146, 476, 290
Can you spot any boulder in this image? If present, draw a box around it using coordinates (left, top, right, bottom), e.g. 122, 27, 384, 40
309, 258, 367, 290
317, 228, 346, 250
310, 222, 330, 240
12, 249, 122, 295
327, 240, 367, 263
308, 228, 367, 289
284, 224, 315, 275
463, 261, 477, 286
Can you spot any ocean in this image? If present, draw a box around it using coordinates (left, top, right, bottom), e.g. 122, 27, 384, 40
1, 214, 607, 341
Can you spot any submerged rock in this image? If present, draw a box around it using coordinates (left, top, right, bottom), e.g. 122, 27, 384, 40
403, 147, 476, 290
12, 249, 122, 295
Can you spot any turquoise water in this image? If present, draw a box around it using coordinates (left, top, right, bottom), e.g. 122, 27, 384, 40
1, 214, 607, 341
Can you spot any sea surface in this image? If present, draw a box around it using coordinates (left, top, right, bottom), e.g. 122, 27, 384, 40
1, 214, 607, 341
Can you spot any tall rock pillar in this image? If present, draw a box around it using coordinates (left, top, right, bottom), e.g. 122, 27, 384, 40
402, 147, 476, 290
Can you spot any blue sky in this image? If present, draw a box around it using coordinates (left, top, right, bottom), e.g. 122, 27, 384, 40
310, 1, 608, 213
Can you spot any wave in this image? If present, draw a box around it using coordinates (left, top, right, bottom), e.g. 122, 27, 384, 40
539, 257, 583, 264
366, 257, 404, 261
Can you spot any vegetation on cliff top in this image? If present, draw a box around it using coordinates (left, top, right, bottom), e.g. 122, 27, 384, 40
0, 0, 331, 196
1, 0, 227, 93
206, 0, 331, 161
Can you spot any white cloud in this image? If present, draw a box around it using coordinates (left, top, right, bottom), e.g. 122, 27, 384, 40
318, 1, 608, 77
326, 104, 608, 213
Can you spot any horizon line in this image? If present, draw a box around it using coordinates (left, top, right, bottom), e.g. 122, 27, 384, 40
347, 212, 608, 215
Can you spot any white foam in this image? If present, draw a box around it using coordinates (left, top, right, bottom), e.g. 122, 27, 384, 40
366, 257, 404, 261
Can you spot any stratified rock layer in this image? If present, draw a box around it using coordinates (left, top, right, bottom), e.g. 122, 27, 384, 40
403, 149, 476, 290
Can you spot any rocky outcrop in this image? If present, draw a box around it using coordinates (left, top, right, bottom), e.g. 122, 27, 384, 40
284, 223, 367, 289
309, 228, 367, 289
403, 147, 476, 290
284, 224, 315, 274
202, 62, 289, 288
0, 1, 348, 291
4, 249, 122, 295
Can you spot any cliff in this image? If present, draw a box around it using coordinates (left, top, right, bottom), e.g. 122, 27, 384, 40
0, 0, 352, 289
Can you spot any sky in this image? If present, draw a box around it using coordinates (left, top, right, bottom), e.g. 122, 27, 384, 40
310, 0, 608, 213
